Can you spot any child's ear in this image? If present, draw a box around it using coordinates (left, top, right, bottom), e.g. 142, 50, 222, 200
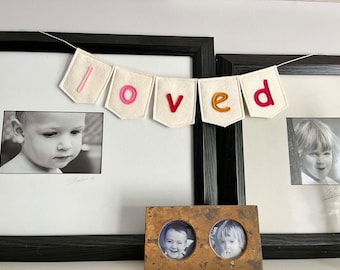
11, 118, 24, 143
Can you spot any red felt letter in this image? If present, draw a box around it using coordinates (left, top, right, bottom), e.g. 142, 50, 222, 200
253, 79, 275, 107
166, 93, 184, 113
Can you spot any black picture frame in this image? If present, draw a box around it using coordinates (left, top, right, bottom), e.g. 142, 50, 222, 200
216, 54, 340, 259
0, 31, 216, 261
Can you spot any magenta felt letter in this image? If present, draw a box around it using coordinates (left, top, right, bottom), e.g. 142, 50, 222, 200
253, 79, 275, 107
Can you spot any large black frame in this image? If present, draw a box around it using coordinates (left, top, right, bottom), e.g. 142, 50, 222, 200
216, 54, 340, 259
0, 31, 216, 261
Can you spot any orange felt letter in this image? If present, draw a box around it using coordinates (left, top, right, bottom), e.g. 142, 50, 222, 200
212, 92, 231, 112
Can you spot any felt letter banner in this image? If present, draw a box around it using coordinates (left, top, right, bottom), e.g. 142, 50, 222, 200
59, 48, 114, 104
153, 77, 197, 128
105, 66, 155, 119
58, 48, 291, 126
198, 76, 245, 127
239, 66, 288, 118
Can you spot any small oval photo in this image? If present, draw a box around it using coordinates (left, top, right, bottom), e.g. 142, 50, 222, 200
159, 220, 196, 260
209, 219, 247, 259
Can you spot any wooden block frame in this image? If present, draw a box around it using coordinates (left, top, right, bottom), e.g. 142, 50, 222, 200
145, 205, 263, 270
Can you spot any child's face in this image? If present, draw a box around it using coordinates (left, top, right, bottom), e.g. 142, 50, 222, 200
20, 112, 85, 170
164, 228, 187, 259
301, 145, 333, 181
218, 231, 242, 259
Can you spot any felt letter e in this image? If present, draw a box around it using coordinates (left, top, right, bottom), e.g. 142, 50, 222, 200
254, 79, 274, 107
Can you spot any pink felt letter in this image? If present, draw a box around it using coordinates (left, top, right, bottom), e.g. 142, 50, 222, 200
120, 85, 137, 104
77, 66, 94, 93
253, 79, 275, 107
166, 93, 184, 113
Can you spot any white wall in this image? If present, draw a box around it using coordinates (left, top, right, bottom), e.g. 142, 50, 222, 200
0, 0, 339, 269
1, 0, 340, 55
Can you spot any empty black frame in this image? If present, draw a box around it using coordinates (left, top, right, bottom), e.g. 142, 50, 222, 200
0, 31, 216, 261
216, 54, 340, 259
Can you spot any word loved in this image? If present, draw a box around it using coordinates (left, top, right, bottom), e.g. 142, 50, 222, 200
60, 49, 288, 128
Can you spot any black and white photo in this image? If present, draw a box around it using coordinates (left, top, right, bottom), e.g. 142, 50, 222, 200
0, 111, 103, 174
287, 117, 340, 185
210, 219, 247, 259
159, 220, 195, 260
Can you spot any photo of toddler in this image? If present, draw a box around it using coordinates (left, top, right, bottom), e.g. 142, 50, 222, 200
159, 220, 195, 260
210, 219, 246, 259
287, 118, 340, 185
0, 111, 103, 173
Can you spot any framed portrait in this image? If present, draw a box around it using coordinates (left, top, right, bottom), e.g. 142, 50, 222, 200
0, 31, 216, 261
216, 54, 340, 259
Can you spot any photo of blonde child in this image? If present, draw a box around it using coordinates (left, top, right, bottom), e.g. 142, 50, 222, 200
210, 219, 246, 259
288, 118, 340, 185
159, 220, 195, 260
0, 111, 103, 174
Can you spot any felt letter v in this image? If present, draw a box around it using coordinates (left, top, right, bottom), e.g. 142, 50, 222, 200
166, 93, 184, 113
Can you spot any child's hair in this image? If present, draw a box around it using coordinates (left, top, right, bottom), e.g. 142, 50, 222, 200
163, 221, 189, 241
214, 220, 246, 254
15, 111, 24, 120
15, 111, 25, 123
15, 111, 35, 126
294, 119, 339, 161
160, 220, 193, 255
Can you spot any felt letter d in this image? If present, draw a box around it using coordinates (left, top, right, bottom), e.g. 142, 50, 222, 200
253, 79, 274, 107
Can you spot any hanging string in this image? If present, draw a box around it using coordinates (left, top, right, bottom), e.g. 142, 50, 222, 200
40, 30, 317, 76
277, 53, 315, 68
39, 31, 77, 50
40, 31, 316, 67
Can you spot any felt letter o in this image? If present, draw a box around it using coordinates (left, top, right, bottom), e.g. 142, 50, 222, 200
120, 85, 137, 104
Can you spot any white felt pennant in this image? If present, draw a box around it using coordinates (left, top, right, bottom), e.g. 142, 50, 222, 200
153, 77, 197, 128
59, 48, 114, 104
198, 76, 245, 127
105, 66, 155, 119
239, 66, 288, 118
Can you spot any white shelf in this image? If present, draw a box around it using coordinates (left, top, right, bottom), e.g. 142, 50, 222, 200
0, 259, 339, 270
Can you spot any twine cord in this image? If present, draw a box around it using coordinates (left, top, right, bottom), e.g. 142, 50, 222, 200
40, 31, 317, 71
39, 31, 77, 50
277, 53, 315, 67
